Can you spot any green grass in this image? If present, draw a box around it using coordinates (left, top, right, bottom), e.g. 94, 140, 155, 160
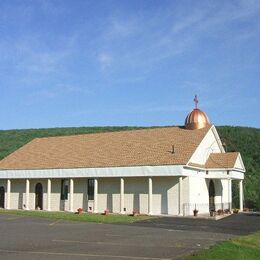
182, 232, 260, 259
0, 209, 155, 223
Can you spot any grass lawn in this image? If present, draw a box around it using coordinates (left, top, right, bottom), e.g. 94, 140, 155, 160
182, 232, 260, 259
0, 209, 155, 223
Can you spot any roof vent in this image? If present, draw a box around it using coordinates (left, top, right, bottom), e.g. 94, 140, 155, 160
171, 145, 175, 154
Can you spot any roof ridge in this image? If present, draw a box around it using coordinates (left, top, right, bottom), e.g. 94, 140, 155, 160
30, 126, 188, 141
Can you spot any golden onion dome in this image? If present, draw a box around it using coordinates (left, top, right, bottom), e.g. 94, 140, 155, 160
185, 95, 210, 130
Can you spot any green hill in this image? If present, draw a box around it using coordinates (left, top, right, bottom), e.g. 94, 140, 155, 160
0, 126, 259, 211
217, 126, 260, 211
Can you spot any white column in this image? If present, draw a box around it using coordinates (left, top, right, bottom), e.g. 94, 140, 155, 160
120, 178, 125, 214
228, 179, 232, 210
69, 178, 74, 212
6, 179, 11, 209
179, 177, 183, 215
239, 180, 243, 212
148, 177, 153, 215
94, 178, 98, 213
25, 179, 30, 210
47, 179, 51, 211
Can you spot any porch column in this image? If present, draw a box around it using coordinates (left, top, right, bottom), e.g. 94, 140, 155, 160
6, 179, 11, 209
179, 177, 183, 215
239, 180, 243, 212
120, 178, 125, 214
228, 179, 232, 210
25, 179, 30, 210
69, 178, 74, 212
148, 177, 153, 215
94, 178, 98, 213
47, 179, 51, 211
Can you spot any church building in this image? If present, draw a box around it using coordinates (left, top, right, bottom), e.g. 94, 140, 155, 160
0, 97, 245, 216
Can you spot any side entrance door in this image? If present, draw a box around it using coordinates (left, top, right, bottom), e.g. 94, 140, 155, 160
209, 180, 215, 212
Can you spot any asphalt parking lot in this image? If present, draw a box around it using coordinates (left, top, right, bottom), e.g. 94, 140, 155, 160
0, 213, 259, 260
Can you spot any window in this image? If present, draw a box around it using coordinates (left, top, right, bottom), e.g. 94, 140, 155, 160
61, 179, 69, 200
88, 179, 94, 200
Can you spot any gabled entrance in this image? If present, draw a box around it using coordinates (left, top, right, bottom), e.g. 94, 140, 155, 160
35, 183, 43, 210
209, 180, 215, 212
0, 187, 5, 208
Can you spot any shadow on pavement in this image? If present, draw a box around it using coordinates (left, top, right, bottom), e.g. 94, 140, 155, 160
126, 213, 260, 236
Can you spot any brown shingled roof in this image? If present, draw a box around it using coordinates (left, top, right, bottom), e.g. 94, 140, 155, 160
0, 126, 211, 170
188, 152, 240, 169
205, 152, 240, 169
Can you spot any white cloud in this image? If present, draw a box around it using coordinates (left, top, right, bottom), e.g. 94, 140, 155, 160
97, 52, 113, 70
92, 0, 260, 75
105, 16, 139, 39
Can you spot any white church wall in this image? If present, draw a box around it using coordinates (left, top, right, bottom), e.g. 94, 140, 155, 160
124, 177, 148, 214
187, 176, 210, 215
0, 175, 234, 215
97, 178, 120, 213
187, 177, 230, 215
188, 128, 222, 165
50, 179, 62, 211
152, 177, 179, 215
73, 178, 88, 212
94, 177, 180, 215
182, 176, 190, 214
10, 179, 24, 209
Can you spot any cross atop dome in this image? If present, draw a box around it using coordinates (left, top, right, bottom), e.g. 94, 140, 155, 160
193, 95, 199, 108
185, 95, 210, 130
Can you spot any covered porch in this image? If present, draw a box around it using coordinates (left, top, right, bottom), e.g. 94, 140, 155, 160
0, 175, 185, 215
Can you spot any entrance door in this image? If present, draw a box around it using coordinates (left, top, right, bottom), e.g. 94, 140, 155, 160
209, 180, 215, 211
0, 187, 5, 208
35, 183, 43, 210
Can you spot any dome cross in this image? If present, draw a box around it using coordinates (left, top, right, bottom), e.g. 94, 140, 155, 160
193, 95, 199, 109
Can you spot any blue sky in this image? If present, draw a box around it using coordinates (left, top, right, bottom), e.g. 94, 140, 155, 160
0, 0, 259, 130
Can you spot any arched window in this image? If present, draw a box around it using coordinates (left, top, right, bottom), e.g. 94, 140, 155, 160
35, 183, 43, 210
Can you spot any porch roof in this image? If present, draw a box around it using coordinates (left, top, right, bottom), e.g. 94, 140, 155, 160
187, 152, 245, 171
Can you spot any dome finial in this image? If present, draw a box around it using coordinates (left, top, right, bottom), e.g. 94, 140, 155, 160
193, 94, 199, 109
185, 96, 210, 130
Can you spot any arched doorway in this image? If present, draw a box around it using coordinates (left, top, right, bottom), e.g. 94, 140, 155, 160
0, 187, 5, 208
35, 183, 43, 210
209, 180, 215, 212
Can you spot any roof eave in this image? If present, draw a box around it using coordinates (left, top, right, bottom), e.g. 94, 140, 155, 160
184, 165, 246, 173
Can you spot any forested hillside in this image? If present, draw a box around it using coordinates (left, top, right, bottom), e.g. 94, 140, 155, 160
217, 126, 260, 211
0, 126, 259, 210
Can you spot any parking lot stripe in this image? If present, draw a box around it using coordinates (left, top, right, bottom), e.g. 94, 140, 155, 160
49, 219, 62, 226
0, 249, 170, 260
105, 234, 122, 237
52, 239, 191, 249
7, 217, 22, 221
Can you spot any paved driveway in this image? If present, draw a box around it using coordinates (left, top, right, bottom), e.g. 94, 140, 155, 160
129, 213, 260, 235
0, 213, 259, 260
